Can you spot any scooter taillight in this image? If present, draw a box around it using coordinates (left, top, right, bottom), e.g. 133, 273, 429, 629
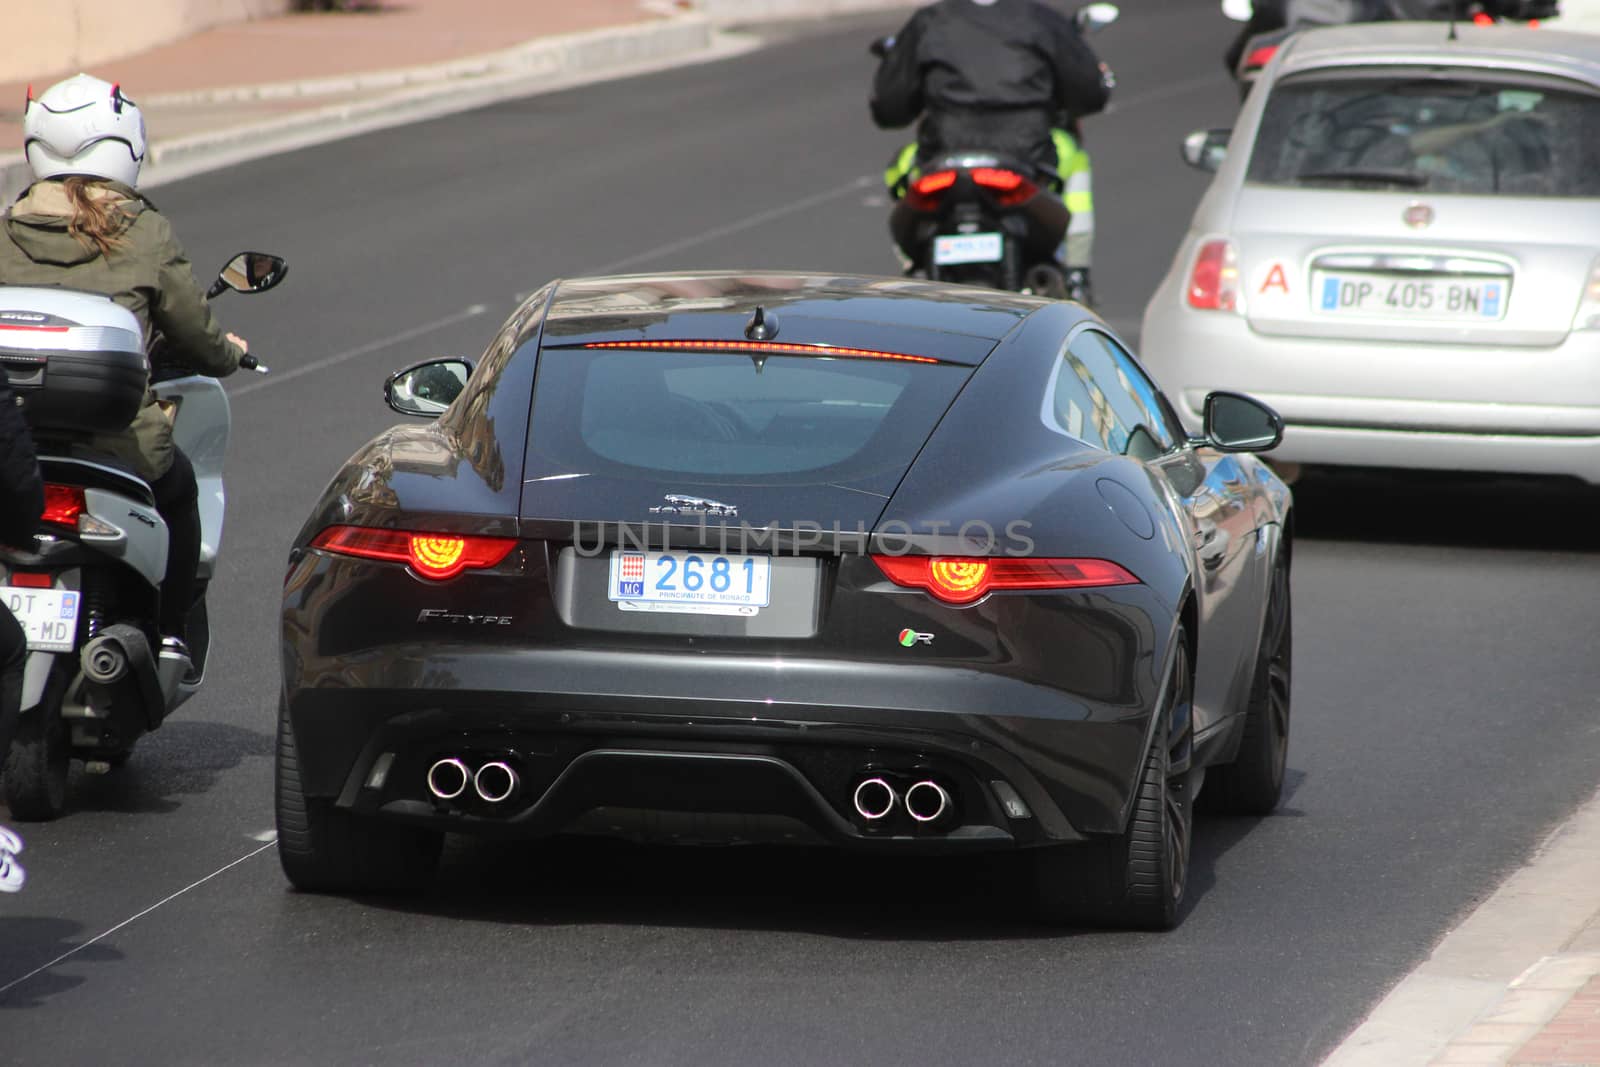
971, 167, 1036, 207
906, 169, 957, 211
41, 484, 86, 527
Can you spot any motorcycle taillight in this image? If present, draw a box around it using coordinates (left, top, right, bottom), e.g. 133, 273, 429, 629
41, 484, 85, 527
906, 169, 956, 211
971, 167, 1036, 208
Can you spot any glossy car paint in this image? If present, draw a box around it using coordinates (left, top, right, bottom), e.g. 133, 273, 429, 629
282, 273, 1290, 852
1140, 25, 1600, 484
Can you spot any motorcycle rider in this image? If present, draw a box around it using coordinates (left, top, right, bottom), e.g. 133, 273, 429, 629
0, 75, 250, 665
1, 364, 44, 892
872, 0, 1113, 304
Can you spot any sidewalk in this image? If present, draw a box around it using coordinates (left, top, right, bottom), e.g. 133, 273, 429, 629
0, 1, 1596, 1063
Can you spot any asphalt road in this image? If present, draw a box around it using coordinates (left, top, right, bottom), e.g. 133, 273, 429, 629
5, 5, 1600, 1064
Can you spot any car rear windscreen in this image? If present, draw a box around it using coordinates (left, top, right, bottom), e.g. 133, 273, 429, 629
1247, 72, 1600, 197
527, 348, 972, 491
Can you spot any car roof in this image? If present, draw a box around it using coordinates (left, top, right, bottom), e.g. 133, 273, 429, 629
536, 271, 1064, 365
1275, 23, 1600, 89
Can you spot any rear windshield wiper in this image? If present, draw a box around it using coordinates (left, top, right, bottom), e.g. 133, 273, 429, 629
1293, 168, 1430, 188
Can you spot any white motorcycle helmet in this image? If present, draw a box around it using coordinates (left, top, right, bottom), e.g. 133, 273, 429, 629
23, 74, 147, 188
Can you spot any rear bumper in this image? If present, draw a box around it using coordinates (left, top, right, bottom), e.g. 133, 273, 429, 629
284, 647, 1157, 851
1140, 302, 1600, 484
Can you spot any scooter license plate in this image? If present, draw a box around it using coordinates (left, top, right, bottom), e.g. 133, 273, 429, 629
933, 232, 1004, 265
2, 585, 80, 652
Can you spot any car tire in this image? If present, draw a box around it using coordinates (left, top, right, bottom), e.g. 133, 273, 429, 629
3, 669, 71, 822
1031, 632, 1194, 930
275, 695, 441, 894
1202, 548, 1291, 816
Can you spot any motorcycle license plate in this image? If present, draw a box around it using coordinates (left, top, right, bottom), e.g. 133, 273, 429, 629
607, 550, 771, 617
933, 233, 1004, 265
2, 585, 80, 652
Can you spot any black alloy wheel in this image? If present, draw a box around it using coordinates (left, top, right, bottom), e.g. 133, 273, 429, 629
1031, 629, 1195, 929
1201, 547, 1292, 815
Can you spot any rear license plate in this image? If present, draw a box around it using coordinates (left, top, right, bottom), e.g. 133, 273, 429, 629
1313, 272, 1508, 321
933, 232, 1004, 266
607, 551, 772, 616
2, 585, 79, 652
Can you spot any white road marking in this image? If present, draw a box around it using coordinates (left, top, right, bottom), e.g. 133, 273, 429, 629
1107, 72, 1231, 114
250, 830, 278, 843
230, 304, 490, 399
0, 841, 275, 998
586, 175, 877, 275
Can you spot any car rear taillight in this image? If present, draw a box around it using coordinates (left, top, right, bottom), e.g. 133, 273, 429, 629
971, 167, 1037, 207
872, 555, 1140, 605
310, 525, 517, 581
906, 169, 957, 211
1187, 239, 1240, 312
41, 484, 85, 527
1242, 44, 1277, 73
1572, 258, 1600, 331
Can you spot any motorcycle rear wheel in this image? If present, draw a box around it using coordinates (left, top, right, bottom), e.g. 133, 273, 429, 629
3, 667, 71, 821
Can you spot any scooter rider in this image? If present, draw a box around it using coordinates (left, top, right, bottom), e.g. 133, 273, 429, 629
1, 365, 44, 892
872, 0, 1113, 304
0, 74, 250, 665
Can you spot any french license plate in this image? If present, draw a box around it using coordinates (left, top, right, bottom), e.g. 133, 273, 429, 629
933, 232, 1004, 266
607, 550, 771, 617
2, 585, 79, 652
1313, 272, 1508, 321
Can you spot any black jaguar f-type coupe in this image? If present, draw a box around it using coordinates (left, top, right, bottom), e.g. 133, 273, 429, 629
277, 272, 1293, 929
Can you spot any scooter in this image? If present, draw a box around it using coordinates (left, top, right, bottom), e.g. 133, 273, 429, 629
0, 252, 285, 820
871, 3, 1119, 298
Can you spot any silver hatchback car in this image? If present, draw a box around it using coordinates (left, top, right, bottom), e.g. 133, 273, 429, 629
1140, 23, 1600, 485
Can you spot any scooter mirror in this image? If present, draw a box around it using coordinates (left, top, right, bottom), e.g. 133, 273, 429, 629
1221, 0, 1253, 21
385, 358, 473, 418
211, 252, 288, 297
1075, 3, 1120, 32
1182, 128, 1231, 173
869, 35, 894, 59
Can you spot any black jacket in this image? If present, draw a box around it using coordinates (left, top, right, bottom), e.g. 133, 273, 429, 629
871, 0, 1110, 164
1, 365, 44, 547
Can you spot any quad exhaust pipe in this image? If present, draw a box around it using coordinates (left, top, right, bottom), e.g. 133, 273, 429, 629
851, 774, 952, 825
852, 777, 897, 821
426, 757, 520, 805
904, 780, 951, 823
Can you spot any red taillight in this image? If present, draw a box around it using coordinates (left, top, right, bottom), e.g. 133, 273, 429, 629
907, 168, 957, 210
1243, 44, 1277, 71
1187, 238, 1240, 312
872, 555, 1139, 605
7, 572, 52, 589
971, 166, 1037, 207
41, 484, 85, 527
309, 525, 517, 581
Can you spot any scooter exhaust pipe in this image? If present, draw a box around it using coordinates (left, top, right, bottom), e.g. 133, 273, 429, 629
852, 777, 897, 821
474, 761, 519, 804
905, 780, 951, 823
425, 757, 470, 801
81, 634, 130, 685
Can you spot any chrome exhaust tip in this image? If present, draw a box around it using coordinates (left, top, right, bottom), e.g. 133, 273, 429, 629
474, 761, 519, 804
905, 780, 951, 823
425, 757, 470, 801
852, 777, 897, 821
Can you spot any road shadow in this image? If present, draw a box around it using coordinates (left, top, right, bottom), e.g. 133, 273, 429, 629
52, 719, 275, 817
0, 916, 123, 1009
1287, 467, 1598, 553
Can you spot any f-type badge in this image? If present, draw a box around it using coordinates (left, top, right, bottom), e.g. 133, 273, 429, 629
649, 494, 739, 518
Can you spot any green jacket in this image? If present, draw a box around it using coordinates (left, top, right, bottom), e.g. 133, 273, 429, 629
0, 179, 242, 481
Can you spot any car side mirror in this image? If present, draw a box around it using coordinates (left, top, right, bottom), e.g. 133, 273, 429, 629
207, 252, 288, 298
385, 358, 473, 418
1182, 129, 1230, 173
1074, 2, 1120, 33
1200, 391, 1283, 452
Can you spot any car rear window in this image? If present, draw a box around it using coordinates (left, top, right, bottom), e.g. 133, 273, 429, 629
1247, 72, 1600, 197
526, 348, 972, 488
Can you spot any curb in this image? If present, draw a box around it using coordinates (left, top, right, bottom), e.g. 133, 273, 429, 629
0, 0, 917, 201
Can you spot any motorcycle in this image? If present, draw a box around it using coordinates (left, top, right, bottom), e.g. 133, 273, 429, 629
0, 252, 284, 819
1223, 0, 1559, 98
871, 2, 1119, 298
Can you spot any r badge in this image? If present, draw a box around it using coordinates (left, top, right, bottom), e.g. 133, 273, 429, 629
898, 628, 933, 647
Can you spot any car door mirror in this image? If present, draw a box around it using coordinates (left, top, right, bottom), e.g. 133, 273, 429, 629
385, 358, 473, 417
1201, 391, 1283, 452
1074, 3, 1120, 33
1182, 129, 1231, 173
208, 252, 288, 297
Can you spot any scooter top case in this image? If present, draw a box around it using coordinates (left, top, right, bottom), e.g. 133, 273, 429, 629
0, 286, 148, 433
